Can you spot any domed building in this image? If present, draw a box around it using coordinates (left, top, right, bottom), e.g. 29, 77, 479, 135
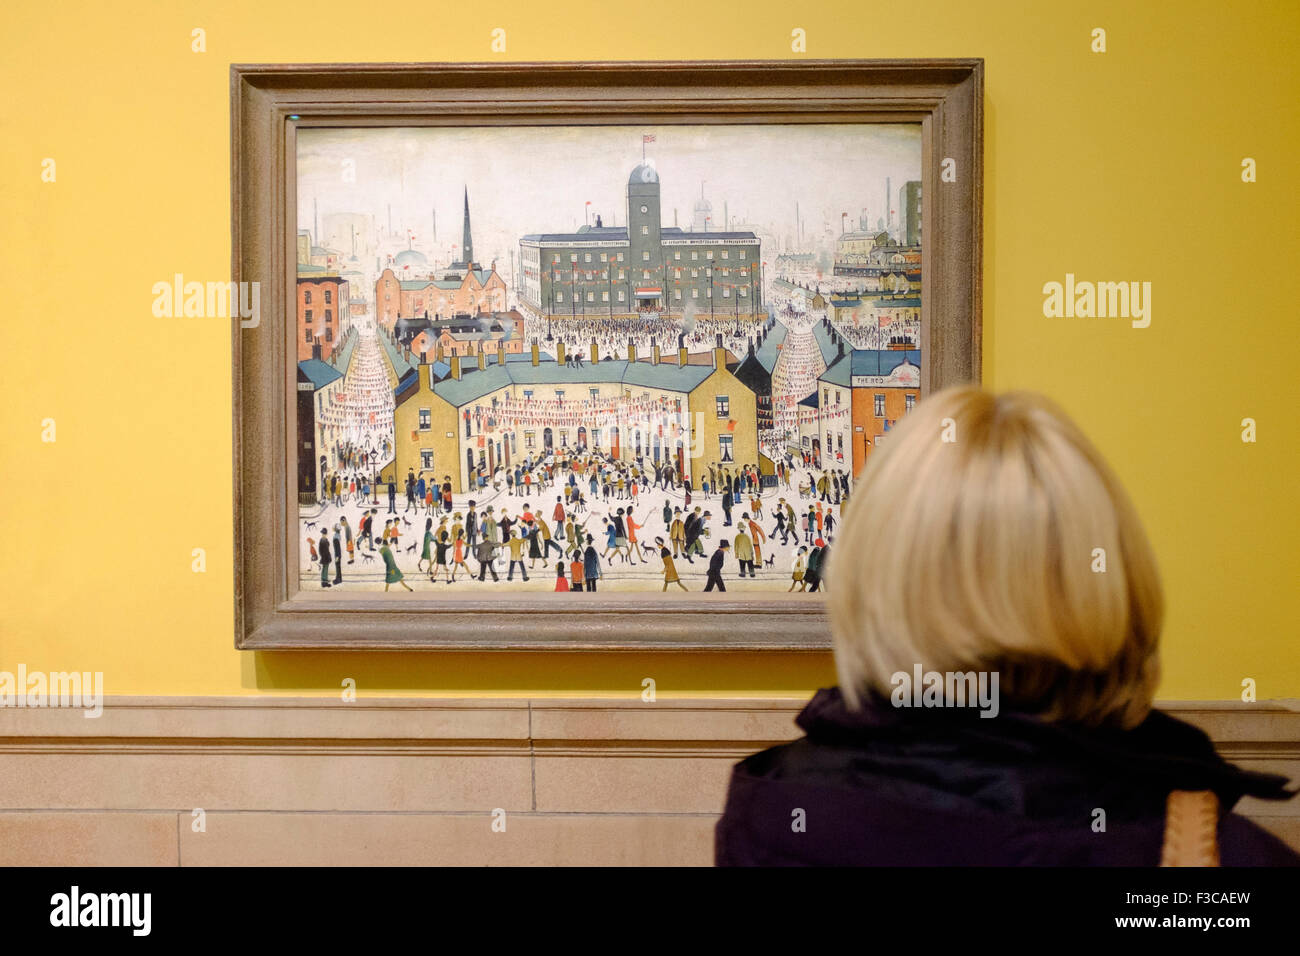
692, 193, 713, 232
373, 188, 508, 330
519, 159, 763, 321
392, 248, 429, 271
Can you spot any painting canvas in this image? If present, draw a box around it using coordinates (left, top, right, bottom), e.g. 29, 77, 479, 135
294, 122, 922, 595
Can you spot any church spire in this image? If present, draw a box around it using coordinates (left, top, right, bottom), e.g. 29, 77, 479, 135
461, 186, 474, 266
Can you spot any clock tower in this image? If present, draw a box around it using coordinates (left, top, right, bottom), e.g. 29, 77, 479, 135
627, 162, 663, 304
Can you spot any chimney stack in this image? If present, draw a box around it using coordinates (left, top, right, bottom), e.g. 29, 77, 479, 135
497, 340, 506, 365
590, 339, 599, 365
477, 349, 486, 371
531, 339, 540, 367
678, 333, 687, 367
436, 344, 445, 363
557, 340, 566, 365
450, 355, 462, 380
651, 337, 660, 365
627, 338, 637, 363
713, 333, 725, 371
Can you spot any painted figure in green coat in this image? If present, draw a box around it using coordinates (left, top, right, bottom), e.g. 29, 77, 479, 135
379, 542, 413, 592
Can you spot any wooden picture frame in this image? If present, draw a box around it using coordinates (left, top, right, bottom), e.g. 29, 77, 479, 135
232, 59, 983, 650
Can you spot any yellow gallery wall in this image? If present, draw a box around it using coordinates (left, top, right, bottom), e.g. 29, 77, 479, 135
1, 0, 1296, 701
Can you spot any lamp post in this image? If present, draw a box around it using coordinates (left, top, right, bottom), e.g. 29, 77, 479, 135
369, 448, 378, 505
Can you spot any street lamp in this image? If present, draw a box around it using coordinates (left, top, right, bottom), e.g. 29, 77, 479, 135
369, 448, 379, 504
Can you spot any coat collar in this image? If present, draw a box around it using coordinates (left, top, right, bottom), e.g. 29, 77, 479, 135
796, 686, 1295, 805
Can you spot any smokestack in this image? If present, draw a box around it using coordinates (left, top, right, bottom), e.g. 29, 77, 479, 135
627, 338, 637, 363
450, 355, 462, 380
557, 341, 566, 364
590, 339, 599, 365
531, 339, 540, 367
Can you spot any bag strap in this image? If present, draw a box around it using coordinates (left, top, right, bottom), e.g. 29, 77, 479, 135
1160, 789, 1220, 867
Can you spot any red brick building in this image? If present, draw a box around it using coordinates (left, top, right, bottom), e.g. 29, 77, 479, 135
297, 273, 350, 362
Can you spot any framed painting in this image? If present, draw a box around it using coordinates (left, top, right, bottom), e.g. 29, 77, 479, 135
232, 59, 982, 650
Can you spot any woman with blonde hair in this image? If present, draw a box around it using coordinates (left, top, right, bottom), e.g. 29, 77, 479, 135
716, 387, 1297, 866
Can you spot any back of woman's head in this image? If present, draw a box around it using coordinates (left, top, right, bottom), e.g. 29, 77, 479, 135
827, 386, 1163, 729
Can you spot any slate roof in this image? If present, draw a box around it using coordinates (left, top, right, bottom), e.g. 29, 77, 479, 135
811, 322, 841, 365
819, 349, 922, 387
417, 354, 720, 408
753, 323, 788, 373
521, 227, 759, 244
298, 359, 343, 390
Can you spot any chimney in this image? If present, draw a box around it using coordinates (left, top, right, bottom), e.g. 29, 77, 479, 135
531, 339, 540, 367
450, 355, 462, 380
497, 340, 506, 365
436, 345, 444, 363
713, 333, 725, 371
678, 333, 687, 368
627, 338, 637, 363
420, 350, 428, 365
651, 337, 660, 365
590, 339, 599, 365
477, 349, 486, 371
557, 340, 566, 365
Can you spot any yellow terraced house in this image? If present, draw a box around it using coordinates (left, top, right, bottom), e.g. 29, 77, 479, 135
382, 336, 762, 494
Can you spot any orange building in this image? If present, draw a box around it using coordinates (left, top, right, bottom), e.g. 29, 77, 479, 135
816, 347, 920, 475
296, 272, 350, 362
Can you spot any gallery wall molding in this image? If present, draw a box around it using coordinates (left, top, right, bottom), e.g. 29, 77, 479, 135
232, 59, 983, 651
2, 697, 1294, 864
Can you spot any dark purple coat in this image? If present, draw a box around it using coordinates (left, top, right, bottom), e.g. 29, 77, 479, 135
715, 687, 1299, 866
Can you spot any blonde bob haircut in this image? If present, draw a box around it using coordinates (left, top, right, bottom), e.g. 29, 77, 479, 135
826, 386, 1163, 729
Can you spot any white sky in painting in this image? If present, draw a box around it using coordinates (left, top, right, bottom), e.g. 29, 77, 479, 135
297, 124, 920, 267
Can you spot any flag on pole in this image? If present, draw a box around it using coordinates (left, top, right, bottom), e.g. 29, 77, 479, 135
643, 134, 656, 144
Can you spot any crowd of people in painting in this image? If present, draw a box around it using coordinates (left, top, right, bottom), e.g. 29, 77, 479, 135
521, 311, 764, 365
305, 449, 848, 594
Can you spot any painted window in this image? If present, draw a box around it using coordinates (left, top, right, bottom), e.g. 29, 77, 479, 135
716, 396, 730, 418
874, 394, 886, 417
419, 409, 431, 430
